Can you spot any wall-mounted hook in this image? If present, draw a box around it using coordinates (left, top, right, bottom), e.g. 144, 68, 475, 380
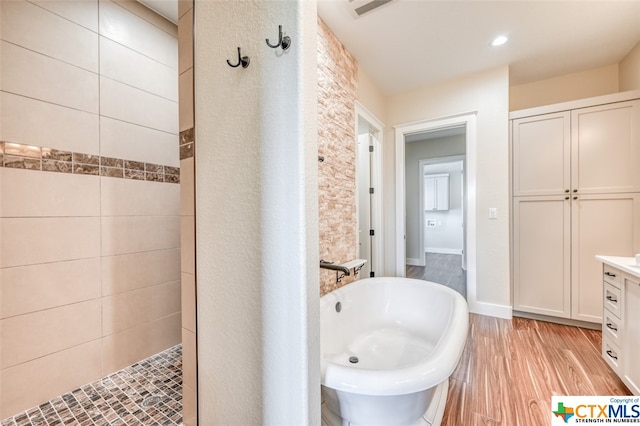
227, 47, 250, 68
266, 25, 291, 51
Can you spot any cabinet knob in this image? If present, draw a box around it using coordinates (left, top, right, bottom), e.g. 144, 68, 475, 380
573, 189, 578, 193
605, 272, 617, 278
606, 295, 618, 303
606, 322, 618, 332
573, 196, 578, 200
565, 196, 570, 200
606, 349, 618, 360
565, 189, 570, 193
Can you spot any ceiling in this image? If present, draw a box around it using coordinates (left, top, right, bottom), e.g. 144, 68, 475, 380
141, 0, 640, 96
317, 0, 640, 95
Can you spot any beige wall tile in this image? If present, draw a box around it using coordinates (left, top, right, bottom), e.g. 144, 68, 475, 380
99, 116, 179, 167
1, 168, 100, 217
99, 0, 177, 69
101, 312, 181, 374
0, 217, 101, 268
30, 0, 99, 32
101, 215, 180, 256
178, 7, 193, 74
0, 41, 98, 113
182, 383, 197, 426
0, 340, 101, 419
1, 0, 98, 72
1, 258, 101, 319
101, 248, 180, 296
180, 215, 194, 275
100, 176, 179, 217
182, 328, 196, 390
1, 299, 101, 369
100, 36, 178, 101
100, 76, 178, 134
0, 92, 99, 154
180, 157, 194, 216
111, 0, 177, 37
179, 68, 194, 132
102, 280, 180, 336
181, 272, 195, 332
178, 0, 192, 20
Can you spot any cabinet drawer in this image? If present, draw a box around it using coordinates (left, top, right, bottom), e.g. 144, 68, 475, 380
604, 282, 622, 319
603, 266, 622, 288
602, 337, 622, 374
603, 309, 623, 348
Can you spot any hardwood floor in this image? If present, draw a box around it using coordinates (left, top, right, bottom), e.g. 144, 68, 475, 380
441, 314, 631, 426
406, 253, 466, 298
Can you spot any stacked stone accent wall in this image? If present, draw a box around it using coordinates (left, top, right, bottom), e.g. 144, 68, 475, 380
317, 19, 358, 295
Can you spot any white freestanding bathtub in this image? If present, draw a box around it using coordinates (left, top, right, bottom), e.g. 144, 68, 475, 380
320, 277, 469, 426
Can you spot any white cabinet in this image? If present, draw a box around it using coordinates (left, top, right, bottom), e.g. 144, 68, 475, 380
424, 173, 449, 211
512, 95, 640, 323
598, 258, 640, 395
513, 196, 571, 317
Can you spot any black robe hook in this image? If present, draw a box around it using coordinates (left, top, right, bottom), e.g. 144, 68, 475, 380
266, 25, 291, 51
227, 47, 250, 68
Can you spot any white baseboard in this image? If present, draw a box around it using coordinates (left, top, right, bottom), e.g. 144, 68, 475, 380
425, 248, 463, 255
469, 301, 512, 319
406, 258, 424, 266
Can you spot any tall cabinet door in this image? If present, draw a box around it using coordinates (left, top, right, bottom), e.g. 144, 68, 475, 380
513, 196, 571, 318
571, 193, 640, 322
572, 100, 640, 194
512, 112, 571, 196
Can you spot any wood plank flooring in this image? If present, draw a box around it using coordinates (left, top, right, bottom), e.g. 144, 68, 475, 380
406, 253, 466, 298
441, 314, 631, 426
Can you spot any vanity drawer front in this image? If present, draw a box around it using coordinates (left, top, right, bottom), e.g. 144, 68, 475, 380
603, 308, 623, 348
604, 282, 622, 319
603, 337, 622, 374
603, 266, 622, 288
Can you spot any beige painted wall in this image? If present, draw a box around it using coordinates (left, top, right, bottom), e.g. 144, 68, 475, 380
357, 67, 386, 124
0, 0, 180, 417
510, 64, 619, 111
194, 1, 319, 424
384, 67, 511, 311
620, 41, 640, 91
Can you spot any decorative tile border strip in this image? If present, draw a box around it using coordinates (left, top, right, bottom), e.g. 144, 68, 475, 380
180, 128, 194, 160
0, 141, 180, 184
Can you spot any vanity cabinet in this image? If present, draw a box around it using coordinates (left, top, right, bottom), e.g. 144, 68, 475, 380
597, 258, 640, 395
512, 93, 640, 323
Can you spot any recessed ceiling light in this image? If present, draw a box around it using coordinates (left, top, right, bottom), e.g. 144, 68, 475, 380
491, 35, 508, 47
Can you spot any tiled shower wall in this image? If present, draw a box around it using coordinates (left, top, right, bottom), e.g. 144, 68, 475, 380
317, 18, 359, 296
177, 0, 197, 424
0, 0, 180, 418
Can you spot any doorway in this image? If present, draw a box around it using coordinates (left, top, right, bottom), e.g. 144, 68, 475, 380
409, 154, 466, 297
355, 102, 383, 278
395, 113, 477, 306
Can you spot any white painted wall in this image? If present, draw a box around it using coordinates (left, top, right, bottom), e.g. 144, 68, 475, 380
194, 1, 320, 424
385, 67, 511, 314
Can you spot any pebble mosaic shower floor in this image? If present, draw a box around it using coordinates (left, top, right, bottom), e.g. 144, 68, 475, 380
1, 345, 183, 426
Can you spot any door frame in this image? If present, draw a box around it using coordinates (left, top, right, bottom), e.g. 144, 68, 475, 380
418, 156, 466, 267
395, 112, 477, 305
355, 101, 384, 277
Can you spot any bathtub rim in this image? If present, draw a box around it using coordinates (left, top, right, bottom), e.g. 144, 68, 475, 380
320, 277, 469, 396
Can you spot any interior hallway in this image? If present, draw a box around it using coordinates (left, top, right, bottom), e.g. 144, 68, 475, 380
406, 253, 467, 298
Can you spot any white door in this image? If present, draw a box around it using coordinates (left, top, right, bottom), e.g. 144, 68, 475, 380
357, 133, 372, 277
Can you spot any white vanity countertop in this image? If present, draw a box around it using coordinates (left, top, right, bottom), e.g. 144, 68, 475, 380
596, 255, 640, 279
